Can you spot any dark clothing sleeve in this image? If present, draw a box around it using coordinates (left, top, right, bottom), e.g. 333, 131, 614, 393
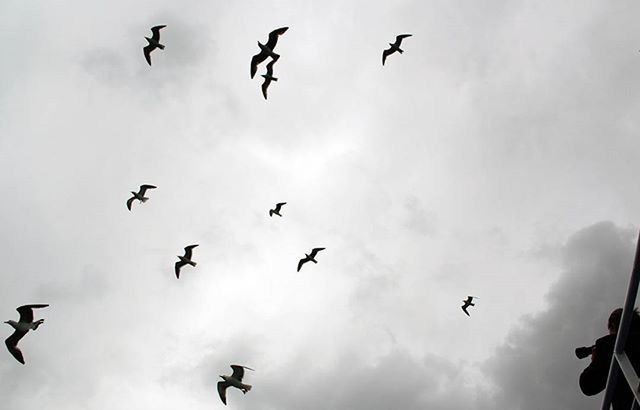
579, 335, 616, 396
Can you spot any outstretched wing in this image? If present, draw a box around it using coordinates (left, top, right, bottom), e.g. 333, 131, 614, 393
17, 304, 48, 323
175, 261, 186, 279
5, 330, 27, 364
275, 202, 286, 212
139, 184, 157, 196
126, 196, 135, 211
184, 244, 199, 260
250, 51, 268, 79
309, 248, 325, 258
461, 306, 470, 317
265, 26, 289, 50
395, 34, 412, 45
143, 45, 153, 66
150, 25, 166, 42
217, 381, 229, 405
382, 47, 393, 65
297, 257, 307, 272
269, 209, 274, 217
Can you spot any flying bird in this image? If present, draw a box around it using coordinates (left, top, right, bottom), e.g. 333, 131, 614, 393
269, 202, 286, 217
382, 34, 412, 65
143, 25, 166, 66
4, 304, 49, 364
218, 365, 254, 405
175, 244, 198, 279
126, 184, 157, 211
261, 59, 278, 100
250, 27, 288, 78
461, 296, 478, 317
297, 247, 325, 272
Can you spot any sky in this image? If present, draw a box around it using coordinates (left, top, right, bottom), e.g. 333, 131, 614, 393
1, 0, 640, 409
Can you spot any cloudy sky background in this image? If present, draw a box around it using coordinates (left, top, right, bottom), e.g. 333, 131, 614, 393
1, 0, 640, 409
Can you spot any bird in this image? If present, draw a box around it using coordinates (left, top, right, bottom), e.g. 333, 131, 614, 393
126, 184, 157, 211
382, 34, 412, 65
250, 27, 288, 78
297, 248, 325, 272
218, 365, 254, 405
261, 59, 278, 100
175, 244, 198, 279
461, 296, 478, 317
269, 202, 286, 217
4, 304, 49, 364
143, 25, 166, 66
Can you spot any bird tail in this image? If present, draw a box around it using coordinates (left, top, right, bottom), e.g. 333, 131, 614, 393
397, 48, 404, 54
470, 302, 475, 306
244, 384, 252, 392
141, 197, 149, 203
189, 261, 197, 267
157, 43, 165, 50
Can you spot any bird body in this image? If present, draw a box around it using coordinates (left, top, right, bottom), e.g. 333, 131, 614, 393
257, 42, 279, 59
4, 304, 49, 364
218, 365, 254, 405
127, 184, 157, 211
382, 34, 412, 65
143, 25, 166, 66
175, 244, 198, 279
269, 202, 286, 217
297, 247, 325, 271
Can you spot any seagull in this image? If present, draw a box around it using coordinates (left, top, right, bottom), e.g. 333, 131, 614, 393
461, 296, 478, 317
382, 34, 412, 66
261, 59, 278, 100
4, 304, 49, 364
297, 247, 325, 272
143, 25, 166, 66
175, 244, 198, 279
218, 365, 254, 405
269, 202, 286, 217
250, 27, 288, 78
126, 184, 157, 211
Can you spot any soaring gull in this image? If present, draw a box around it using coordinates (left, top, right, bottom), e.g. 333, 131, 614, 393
382, 34, 412, 66
4, 304, 49, 364
175, 244, 198, 279
261, 59, 278, 100
143, 25, 166, 66
218, 365, 254, 405
297, 247, 325, 272
126, 184, 157, 211
250, 27, 288, 78
461, 296, 478, 317
269, 202, 286, 217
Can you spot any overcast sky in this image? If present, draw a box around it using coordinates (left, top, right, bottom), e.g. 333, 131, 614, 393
1, 1, 640, 409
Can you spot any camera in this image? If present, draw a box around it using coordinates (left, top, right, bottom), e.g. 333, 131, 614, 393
575, 345, 594, 359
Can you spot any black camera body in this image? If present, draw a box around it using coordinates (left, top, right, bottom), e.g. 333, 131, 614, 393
575, 345, 594, 359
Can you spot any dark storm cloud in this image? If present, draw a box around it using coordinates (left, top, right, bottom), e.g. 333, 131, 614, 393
481, 221, 637, 410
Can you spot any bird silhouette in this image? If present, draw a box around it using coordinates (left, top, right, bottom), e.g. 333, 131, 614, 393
4, 304, 49, 364
269, 202, 286, 217
261, 59, 278, 100
218, 365, 254, 405
461, 296, 478, 317
250, 27, 288, 78
382, 34, 412, 65
175, 244, 198, 279
297, 248, 325, 272
143, 25, 166, 66
126, 184, 157, 211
